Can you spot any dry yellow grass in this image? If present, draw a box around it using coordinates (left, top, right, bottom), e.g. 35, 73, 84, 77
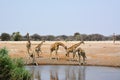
0, 41, 120, 67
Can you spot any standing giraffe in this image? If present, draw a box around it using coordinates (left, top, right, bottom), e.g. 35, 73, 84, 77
25, 33, 38, 65
50, 42, 67, 58
75, 47, 87, 65
113, 33, 116, 44
26, 33, 31, 54
66, 41, 84, 59
35, 40, 45, 57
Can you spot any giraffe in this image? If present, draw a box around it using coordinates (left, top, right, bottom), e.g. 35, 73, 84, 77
75, 47, 87, 65
25, 33, 38, 65
26, 33, 31, 54
113, 33, 116, 44
35, 40, 45, 57
66, 41, 84, 59
50, 42, 67, 59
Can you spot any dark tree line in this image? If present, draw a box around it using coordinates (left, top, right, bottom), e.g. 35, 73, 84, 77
0, 32, 119, 41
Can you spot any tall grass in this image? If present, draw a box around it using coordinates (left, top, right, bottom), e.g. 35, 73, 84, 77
0, 47, 31, 80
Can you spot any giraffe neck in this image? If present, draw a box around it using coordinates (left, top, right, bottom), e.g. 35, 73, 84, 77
38, 41, 44, 47
27, 33, 31, 43
27, 33, 29, 40
41, 41, 44, 45
71, 42, 83, 48
58, 42, 66, 49
28, 40, 31, 43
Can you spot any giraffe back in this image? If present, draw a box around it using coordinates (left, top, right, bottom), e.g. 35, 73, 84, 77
36, 40, 45, 48
67, 41, 84, 52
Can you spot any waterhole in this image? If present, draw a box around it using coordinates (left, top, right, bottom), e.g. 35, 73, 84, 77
26, 65, 120, 80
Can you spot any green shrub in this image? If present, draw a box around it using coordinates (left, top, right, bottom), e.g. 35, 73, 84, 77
0, 48, 31, 80
1, 33, 11, 41
10, 67, 31, 80
13, 58, 25, 68
0, 47, 8, 56
12, 32, 22, 41
0, 55, 13, 80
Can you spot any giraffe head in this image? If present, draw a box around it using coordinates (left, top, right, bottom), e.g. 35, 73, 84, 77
64, 46, 67, 50
81, 41, 85, 44
65, 53, 68, 57
42, 40, 45, 42
26, 32, 29, 36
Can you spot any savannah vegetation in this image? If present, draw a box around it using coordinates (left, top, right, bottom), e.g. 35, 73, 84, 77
0, 32, 119, 41
0, 47, 31, 80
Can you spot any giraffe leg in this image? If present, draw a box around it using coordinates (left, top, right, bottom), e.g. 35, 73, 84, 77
37, 48, 40, 57
73, 50, 76, 59
81, 53, 85, 65
50, 50, 53, 59
55, 47, 59, 60
82, 52, 87, 65
27, 48, 29, 54
55, 49, 57, 56
83, 57, 85, 64
55, 49, 59, 60
37, 52, 39, 58
83, 53, 87, 64
73, 53, 75, 59
50, 52, 52, 59
40, 50, 42, 54
25, 52, 30, 64
32, 52, 38, 65
35, 49, 39, 58
78, 53, 81, 65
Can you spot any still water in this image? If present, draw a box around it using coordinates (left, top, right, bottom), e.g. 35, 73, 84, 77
26, 65, 120, 80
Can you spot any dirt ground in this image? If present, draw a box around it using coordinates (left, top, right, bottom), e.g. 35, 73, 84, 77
0, 41, 120, 67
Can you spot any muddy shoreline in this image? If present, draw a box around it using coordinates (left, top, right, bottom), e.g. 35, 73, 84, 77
25, 58, 120, 67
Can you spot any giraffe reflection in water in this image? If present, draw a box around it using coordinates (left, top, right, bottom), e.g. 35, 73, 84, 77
27, 66, 86, 80
50, 70, 58, 80
65, 66, 86, 80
